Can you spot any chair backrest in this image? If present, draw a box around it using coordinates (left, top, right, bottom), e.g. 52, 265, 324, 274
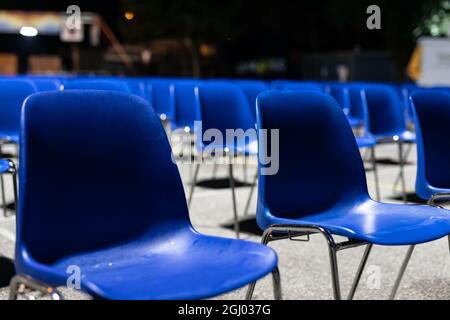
347, 84, 366, 121
62, 79, 130, 93
256, 90, 368, 227
0, 78, 37, 134
17, 90, 190, 267
126, 78, 151, 102
31, 78, 61, 92
329, 83, 351, 115
148, 79, 173, 119
170, 81, 200, 131
197, 82, 255, 149
410, 90, 450, 199
235, 80, 269, 121
362, 84, 406, 137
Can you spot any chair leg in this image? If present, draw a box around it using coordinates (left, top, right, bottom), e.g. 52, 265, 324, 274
271, 266, 282, 300
246, 229, 272, 300
0, 175, 6, 217
243, 169, 258, 216
392, 143, 413, 194
327, 239, 341, 300
371, 147, 380, 201
9, 160, 17, 215
397, 141, 407, 203
389, 245, 415, 300
347, 244, 373, 300
228, 163, 240, 238
188, 163, 200, 207
448, 235, 450, 256
9, 275, 62, 300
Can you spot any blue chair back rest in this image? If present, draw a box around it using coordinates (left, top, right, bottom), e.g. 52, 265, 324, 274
171, 81, 201, 130
235, 80, 269, 121
0, 79, 37, 133
347, 84, 366, 121
148, 80, 173, 118
18, 91, 189, 265
410, 90, 450, 198
197, 83, 255, 146
329, 84, 350, 114
362, 85, 406, 137
31, 78, 61, 92
256, 91, 368, 220
62, 80, 130, 93
127, 79, 151, 102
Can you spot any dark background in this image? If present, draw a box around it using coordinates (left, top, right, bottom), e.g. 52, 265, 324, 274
0, 0, 445, 80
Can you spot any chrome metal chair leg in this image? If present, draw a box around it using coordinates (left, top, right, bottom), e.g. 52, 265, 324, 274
371, 147, 380, 201
397, 141, 407, 203
243, 169, 258, 216
228, 163, 240, 238
9, 275, 62, 300
0, 175, 6, 217
8, 160, 17, 215
389, 245, 415, 300
347, 244, 373, 300
393, 143, 413, 194
188, 163, 200, 207
271, 266, 282, 300
326, 238, 341, 300
246, 229, 273, 300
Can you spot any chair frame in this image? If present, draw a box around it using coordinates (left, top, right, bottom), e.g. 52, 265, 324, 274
389, 193, 450, 299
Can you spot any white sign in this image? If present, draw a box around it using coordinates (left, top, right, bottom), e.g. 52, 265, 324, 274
419, 37, 450, 86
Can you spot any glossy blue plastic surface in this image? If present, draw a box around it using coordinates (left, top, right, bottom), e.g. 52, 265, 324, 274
0, 78, 36, 143
31, 78, 61, 92
411, 90, 450, 200
256, 90, 450, 245
235, 80, 269, 121
197, 82, 257, 155
362, 85, 415, 142
62, 80, 130, 93
170, 81, 201, 131
148, 79, 173, 119
17, 90, 277, 300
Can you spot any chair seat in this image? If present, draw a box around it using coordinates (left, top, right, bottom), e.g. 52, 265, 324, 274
355, 135, 376, 148
0, 159, 12, 174
374, 130, 416, 143
260, 199, 450, 246
48, 230, 277, 300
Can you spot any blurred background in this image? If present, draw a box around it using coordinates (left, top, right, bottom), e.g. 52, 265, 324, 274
0, 0, 447, 82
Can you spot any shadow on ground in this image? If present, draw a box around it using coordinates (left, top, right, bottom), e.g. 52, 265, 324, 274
221, 216, 263, 236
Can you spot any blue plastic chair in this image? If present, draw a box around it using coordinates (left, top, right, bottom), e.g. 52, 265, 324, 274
189, 82, 257, 238
126, 78, 151, 102
329, 83, 363, 128
170, 81, 201, 132
148, 79, 173, 121
62, 79, 130, 93
30, 78, 61, 92
235, 80, 269, 121
10, 90, 281, 300
0, 78, 37, 144
246, 90, 450, 300
362, 84, 416, 202
387, 89, 450, 298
